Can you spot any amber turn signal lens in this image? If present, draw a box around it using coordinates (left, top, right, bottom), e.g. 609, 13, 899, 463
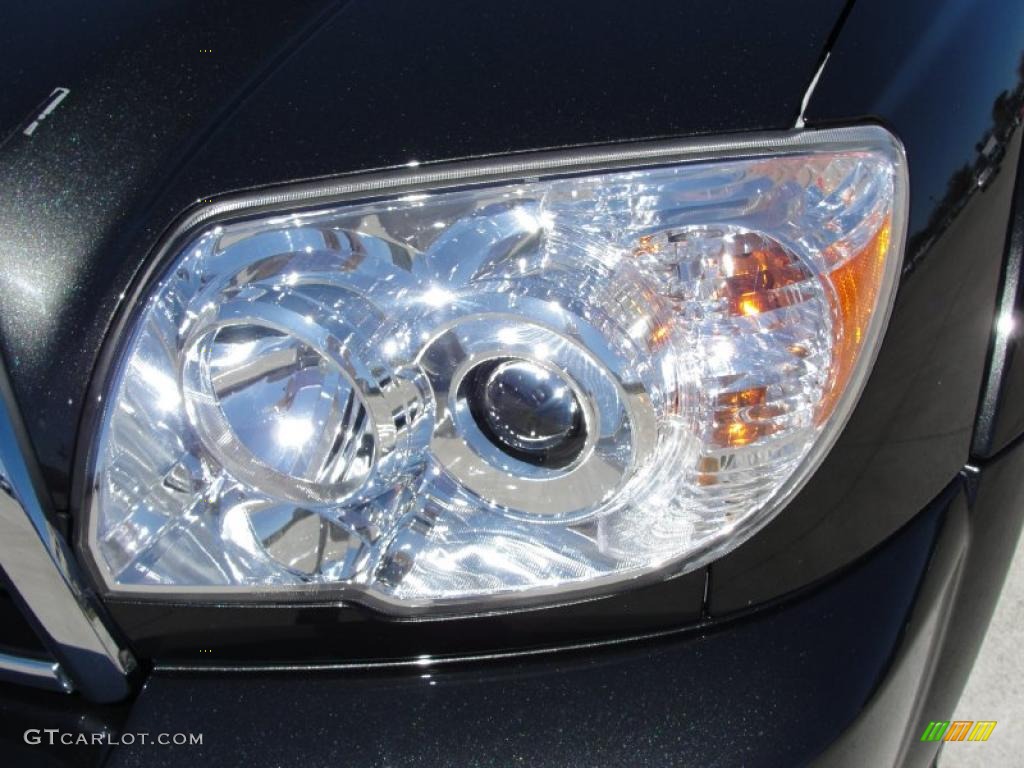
818, 217, 892, 423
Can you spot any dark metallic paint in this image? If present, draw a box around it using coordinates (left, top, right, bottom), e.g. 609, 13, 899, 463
974, 131, 1024, 459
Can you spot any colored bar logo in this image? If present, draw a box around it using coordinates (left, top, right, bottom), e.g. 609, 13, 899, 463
920, 720, 997, 742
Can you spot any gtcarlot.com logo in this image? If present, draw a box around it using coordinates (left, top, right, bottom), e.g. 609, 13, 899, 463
24, 729, 203, 746
920, 720, 997, 743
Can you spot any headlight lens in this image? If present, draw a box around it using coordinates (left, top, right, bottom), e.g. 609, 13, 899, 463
85, 128, 906, 611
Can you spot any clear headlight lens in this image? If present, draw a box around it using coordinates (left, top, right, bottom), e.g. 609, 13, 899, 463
84, 128, 906, 611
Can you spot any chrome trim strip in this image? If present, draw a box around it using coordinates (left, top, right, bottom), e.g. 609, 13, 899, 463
0, 359, 134, 702
0, 651, 73, 692
155, 620, 696, 674
794, 52, 830, 129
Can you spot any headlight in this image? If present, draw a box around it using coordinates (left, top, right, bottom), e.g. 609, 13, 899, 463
83, 127, 907, 612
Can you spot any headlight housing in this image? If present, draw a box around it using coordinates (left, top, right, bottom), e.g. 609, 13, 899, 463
83, 127, 907, 612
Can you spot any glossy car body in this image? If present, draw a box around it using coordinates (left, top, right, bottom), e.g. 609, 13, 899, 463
1, 0, 1023, 765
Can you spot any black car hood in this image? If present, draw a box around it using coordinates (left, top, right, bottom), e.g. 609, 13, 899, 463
0, 0, 846, 506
